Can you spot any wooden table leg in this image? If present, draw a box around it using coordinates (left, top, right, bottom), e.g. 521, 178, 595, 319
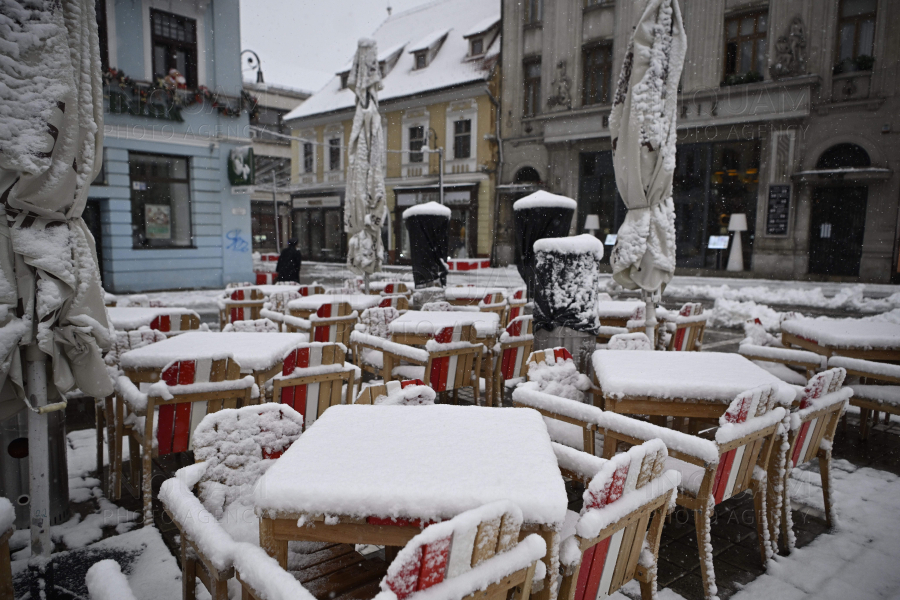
528, 526, 559, 600
260, 518, 288, 569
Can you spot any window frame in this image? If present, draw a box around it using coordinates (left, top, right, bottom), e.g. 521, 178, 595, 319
470, 37, 484, 57
582, 42, 613, 106
723, 10, 768, 78
453, 119, 472, 160
408, 126, 426, 163
414, 51, 427, 70
836, 0, 877, 63
150, 8, 198, 89
523, 57, 542, 117
303, 142, 314, 174
129, 151, 193, 249
524, 0, 543, 27
328, 138, 342, 172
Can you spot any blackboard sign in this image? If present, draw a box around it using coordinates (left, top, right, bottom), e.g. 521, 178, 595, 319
766, 185, 791, 235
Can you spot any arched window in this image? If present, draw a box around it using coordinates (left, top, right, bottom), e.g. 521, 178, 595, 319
816, 143, 870, 170
514, 167, 542, 184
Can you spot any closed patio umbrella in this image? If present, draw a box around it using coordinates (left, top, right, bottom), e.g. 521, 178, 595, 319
345, 38, 387, 290
0, 0, 113, 574
608, 0, 687, 340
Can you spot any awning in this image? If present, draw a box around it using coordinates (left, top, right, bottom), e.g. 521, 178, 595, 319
792, 167, 892, 183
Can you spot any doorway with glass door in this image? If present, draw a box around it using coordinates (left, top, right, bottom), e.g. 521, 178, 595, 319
808, 186, 867, 276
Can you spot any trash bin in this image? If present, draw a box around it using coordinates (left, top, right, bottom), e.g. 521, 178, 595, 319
532, 234, 606, 376
513, 191, 576, 298
0, 410, 70, 530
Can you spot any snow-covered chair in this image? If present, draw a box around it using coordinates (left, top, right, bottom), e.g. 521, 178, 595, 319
352, 306, 402, 376
115, 355, 258, 524
829, 356, 900, 439
233, 501, 547, 600
479, 290, 509, 326
526, 347, 593, 403
770, 368, 850, 550
271, 343, 358, 428
86, 559, 139, 600
421, 300, 454, 312
607, 332, 653, 351
226, 281, 254, 289
507, 288, 528, 325
355, 379, 435, 405
512, 384, 786, 600
493, 316, 534, 402
0, 498, 12, 599
286, 301, 358, 344
159, 404, 304, 600
377, 294, 410, 311
222, 317, 280, 333
218, 287, 266, 330
257, 290, 302, 332
665, 302, 707, 351
554, 441, 678, 600
296, 284, 325, 296
738, 319, 824, 384
353, 325, 483, 404
148, 312, 201, 336
380, 282, 410, 297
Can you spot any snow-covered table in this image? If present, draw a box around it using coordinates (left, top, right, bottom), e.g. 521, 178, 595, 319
254, 404, 567, 595
119, 331, 309, 387
782, 317, 900, 361
592, 351, 787, 419
595, 300, 645, 326
286, 294, 382, 318
107, 306, 200, 333
445, 286, 507, 305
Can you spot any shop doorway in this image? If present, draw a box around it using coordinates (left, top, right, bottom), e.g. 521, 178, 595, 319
808, 186, 867, 276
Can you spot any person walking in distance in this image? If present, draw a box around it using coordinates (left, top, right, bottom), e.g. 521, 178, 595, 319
276, 238, 303, 283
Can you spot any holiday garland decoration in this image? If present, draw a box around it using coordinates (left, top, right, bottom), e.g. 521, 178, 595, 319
102, 67, 259, 122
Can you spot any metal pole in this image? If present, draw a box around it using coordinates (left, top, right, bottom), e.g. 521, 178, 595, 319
25, 343, 54, 596
438, 148, 444, 205
643, 289, 659, 348
272, 169, 281, 253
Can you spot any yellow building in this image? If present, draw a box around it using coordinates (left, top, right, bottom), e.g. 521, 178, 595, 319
284, 0, 501, 264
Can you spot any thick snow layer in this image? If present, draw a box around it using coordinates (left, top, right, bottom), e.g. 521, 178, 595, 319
287, 293, 382, 312
513, 191, 577, 211
608, 332, 654, 351
828, 356, 900, 379
552, 442, 605, 478
286, 0, 500, 120
592, 351, 786, 402
403, 201, 452, 219
783, 317, 900, 349
0, 497, 13, 534
596, 300, 646, 319
739, 344, 825, 367
86, 559, 140, 600
465, 14, 500, 36
106, 307, 199, 331
389, 310, 501, 338
351, 331, 430, 362
526, 357, 592, 402
119, 331, 308, 372
233, 542, 318, 600
533, 235, 605, 260
254, 405, 567, 525
444, 287, 507, 301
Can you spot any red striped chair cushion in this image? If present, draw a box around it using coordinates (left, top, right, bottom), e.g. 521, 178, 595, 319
790, 368, 846, 467
156, 359, 223, 456
150, 315, 172, 332
501, 346, 527, 380
512, 289, 526, 301
553, 347, 573, 362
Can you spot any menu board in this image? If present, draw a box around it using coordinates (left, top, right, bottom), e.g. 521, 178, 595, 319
766, 185, 791, 235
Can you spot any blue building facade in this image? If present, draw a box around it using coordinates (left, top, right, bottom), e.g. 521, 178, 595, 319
87, 0, 254, 292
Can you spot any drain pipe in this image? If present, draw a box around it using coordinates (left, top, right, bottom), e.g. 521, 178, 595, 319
486, 86, 504, 267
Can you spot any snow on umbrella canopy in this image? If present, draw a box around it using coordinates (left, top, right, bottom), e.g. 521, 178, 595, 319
0, 0, 113, 417
345, 38, 388, 276
608, 0, 687, 293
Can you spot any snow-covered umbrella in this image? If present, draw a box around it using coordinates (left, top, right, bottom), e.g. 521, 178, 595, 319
344, 38, 387, 291
608, 0, 687, 341
0, 0, 113, 566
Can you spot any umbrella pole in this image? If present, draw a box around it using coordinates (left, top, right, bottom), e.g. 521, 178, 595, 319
643, 290, 659, 348
364, 273, 370, 294
25, 343, 55, 596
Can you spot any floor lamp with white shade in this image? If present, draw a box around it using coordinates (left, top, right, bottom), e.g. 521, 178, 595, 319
727, 213, 748, 271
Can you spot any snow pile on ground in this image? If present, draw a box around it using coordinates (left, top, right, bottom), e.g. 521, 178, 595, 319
668, 283, 900, 314
708, 298, 788, 330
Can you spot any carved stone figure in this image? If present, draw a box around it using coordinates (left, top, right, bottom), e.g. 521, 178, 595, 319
547, 60, 572, 110
770, 16, 807, 79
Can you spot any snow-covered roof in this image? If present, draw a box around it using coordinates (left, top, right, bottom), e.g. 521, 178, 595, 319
513, 191, 577, 211
286, 0, 500, 121
408, 28, 451, 54
465, 14, 501, 38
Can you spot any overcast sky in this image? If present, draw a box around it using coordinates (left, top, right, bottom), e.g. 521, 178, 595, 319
240, 0, 434, 93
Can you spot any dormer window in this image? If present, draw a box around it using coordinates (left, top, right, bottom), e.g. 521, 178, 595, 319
470, 37, 484, 57
409, 29, 449, 71
464, 15, 499, 60
340, 72, 349, 89
415, 51, 428, 70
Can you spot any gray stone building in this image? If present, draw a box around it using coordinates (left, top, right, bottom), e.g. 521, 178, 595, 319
498, 0, 900, 283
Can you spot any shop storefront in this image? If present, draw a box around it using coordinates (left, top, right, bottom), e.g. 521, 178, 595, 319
393, 184, 478, 263
291, 195, 345, 262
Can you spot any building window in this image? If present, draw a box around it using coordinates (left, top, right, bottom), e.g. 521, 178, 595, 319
129, 152, 192, 248
523, 59, 541, 117
151, 9, 198, 88
724, 11, 767, 78
470, 37, 484, 56
524, 0, 542, 26
453, 120, 472, 159
328, 138, 341, 171
303, 142, 314, 174
340, 73, 349, 89
408, 126, 425, 163
582, 44, 613, 106
583, 0, 609, 7
414, 51, 427, 70
96, 0, 109, 71
837, 0, 876, 64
